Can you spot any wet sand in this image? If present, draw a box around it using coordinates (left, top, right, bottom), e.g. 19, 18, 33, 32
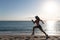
0, 35, 60, 40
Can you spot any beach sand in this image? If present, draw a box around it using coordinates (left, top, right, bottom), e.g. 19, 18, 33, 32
0, 35, 60, 40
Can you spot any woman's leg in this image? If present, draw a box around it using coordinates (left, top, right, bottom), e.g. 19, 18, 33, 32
31, 26, 37, 35
38, 26, 48, 36
39, 26, 49, 39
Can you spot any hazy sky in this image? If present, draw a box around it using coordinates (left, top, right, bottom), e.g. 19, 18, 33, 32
0, 0, 60, 21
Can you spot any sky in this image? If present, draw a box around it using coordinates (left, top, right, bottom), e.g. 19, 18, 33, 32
0, 0, 60, 21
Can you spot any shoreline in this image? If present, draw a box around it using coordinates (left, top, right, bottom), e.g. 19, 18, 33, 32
0, 35, 60, 40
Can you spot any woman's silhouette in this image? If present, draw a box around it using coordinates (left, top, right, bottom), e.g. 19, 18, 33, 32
31, 16, 49, 39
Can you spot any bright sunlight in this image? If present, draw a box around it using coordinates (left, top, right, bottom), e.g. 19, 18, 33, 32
39, 1, 59, 20
46, 21, 56, 35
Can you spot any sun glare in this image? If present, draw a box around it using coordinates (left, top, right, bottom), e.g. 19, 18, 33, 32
45, 1, 58, 13
39, 1, 59, 20
46, 21, 56, 35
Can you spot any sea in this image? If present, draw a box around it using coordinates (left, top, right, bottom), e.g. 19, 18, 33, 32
0, 20, 60, 35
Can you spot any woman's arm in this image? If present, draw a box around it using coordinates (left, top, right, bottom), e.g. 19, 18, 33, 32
32, 20, 35, 24
40, 20, 44, 24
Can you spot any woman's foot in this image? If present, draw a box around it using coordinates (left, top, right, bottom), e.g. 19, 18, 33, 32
46, 35, 49, 39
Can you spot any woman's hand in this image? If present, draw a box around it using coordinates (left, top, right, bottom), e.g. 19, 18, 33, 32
32, 20, 35, 23
32, 20, 34, 22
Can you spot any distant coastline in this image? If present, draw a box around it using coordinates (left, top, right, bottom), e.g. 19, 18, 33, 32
0, 20, 31, 22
